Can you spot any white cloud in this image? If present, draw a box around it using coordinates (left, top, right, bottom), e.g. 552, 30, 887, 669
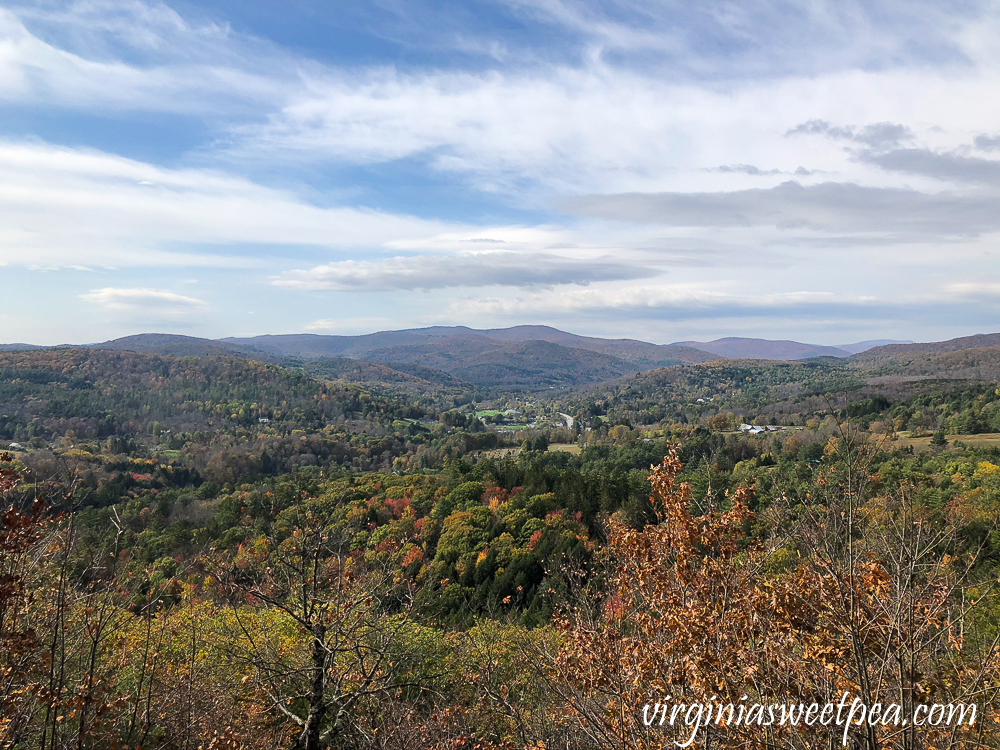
0, 4, 288, 115
449, 285, 848, 318
944, 281, 1000, 298
2, 0, 999, 201
0, 140, 462, 269
304, 317, 401, 333
566, 181, 1000, 235
499, 0, 987, 75
229, 60, 1000, 196
273, 250, 653, 291
4, 0, 999, 202
80, 286, 206, 315
2, 0, 1000, 344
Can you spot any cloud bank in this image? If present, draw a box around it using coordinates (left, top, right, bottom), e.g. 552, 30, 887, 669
273, 252, 654, 291
1, 0, 999, 344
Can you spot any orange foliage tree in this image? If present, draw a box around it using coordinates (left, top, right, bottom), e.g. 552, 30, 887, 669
548, 445, 1000, 750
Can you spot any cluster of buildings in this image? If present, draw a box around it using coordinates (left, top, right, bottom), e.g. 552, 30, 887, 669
738, 423, 786, 435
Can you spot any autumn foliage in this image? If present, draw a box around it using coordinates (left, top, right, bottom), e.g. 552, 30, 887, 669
549, 446, 1000, 749
4, 443, 1000, 749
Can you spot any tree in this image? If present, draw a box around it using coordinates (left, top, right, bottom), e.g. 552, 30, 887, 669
0, 453, 47, 746
708, 412, 734, 431
214, 510, 437, 750
548, 444, 1000, 749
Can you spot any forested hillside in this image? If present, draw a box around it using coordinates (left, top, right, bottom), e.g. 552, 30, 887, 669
225, 325, 714, 368
4, 337, 1000, 748
0, 349, 408, 438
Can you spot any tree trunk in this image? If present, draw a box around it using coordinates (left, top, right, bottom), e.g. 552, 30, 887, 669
303, 623, 327, 750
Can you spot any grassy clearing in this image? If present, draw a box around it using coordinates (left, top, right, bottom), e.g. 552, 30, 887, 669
548, 443, 582, 454
891, 432, 1000, 450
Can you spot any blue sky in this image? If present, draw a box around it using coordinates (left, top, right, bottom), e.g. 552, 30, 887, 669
2, 0, 1000, 345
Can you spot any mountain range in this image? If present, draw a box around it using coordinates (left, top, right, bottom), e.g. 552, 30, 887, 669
222, 326, 712, 366
217, 327, 712, 388
673, 337, 914, 359
1, 326, 983, 390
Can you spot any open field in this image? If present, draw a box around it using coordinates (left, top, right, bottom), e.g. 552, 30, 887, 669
475, 410, 504, 417
891, 432, 1000, 450
548, 443, 582, 454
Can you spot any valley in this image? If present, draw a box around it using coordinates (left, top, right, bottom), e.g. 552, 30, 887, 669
5, 324, 1000, 748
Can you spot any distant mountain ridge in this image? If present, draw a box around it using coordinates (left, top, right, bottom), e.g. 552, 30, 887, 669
674, 337, 852, 360
672, 337, 914, 360
835, 339, 914, 355
222, 327, 713, 388
94, 334, 265, 359
1, 328, 994, 390
223, 325, 714, 368
850, 333, 1000, 362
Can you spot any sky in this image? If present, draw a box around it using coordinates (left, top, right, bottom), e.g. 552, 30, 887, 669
2, 0, 1000, 346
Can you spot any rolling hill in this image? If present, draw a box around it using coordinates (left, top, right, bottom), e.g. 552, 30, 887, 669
77, 331, 663, 389
302, 358, 465, 389
673, 337, 915, 360
93, 333, 262, 359
222, 327, 716, 388
0, 347, 407, 440
4, 328, 1000, 391
295, 336, 648, 388
674, 337, 853, 359
834, 339, 913, 354
850, 333, 1000, 364
224, 325, 714, 368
